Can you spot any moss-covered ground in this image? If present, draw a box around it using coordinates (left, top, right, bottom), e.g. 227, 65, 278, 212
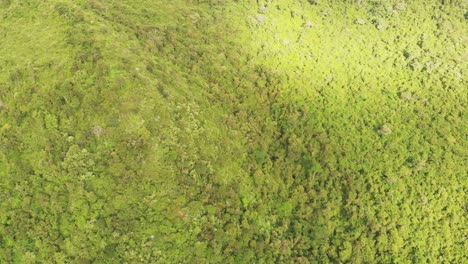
0, 0, 466, 263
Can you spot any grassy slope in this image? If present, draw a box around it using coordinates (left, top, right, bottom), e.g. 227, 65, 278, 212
0, 0, 466, 263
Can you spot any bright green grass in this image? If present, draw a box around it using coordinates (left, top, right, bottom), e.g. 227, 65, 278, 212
0, 0, 466, 263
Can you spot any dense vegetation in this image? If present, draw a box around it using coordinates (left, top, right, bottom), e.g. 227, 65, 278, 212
0, 0, 466, 263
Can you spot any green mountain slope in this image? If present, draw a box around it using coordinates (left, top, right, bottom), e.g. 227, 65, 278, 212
0, 0, 466, 263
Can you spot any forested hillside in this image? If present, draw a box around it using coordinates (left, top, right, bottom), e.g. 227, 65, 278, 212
0, 0, 466, 263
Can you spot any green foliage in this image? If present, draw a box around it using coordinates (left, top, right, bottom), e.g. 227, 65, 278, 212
0, 0, 466, 263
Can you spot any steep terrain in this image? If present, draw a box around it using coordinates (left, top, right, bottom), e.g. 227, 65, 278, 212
0, 0, 466, 263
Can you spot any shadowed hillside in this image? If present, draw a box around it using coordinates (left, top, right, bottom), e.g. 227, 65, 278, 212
0, 0, 466, 263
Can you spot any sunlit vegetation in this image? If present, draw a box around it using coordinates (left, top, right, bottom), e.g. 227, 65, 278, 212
0, 0, 466, 262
